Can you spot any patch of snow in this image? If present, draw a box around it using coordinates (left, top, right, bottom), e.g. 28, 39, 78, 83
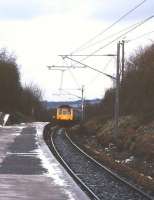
6, 152, 38, 156
115, 160, 120, 163
124, 156, 134, 163
105, 147, 109, 152
3, 114, 10, 126
65, 191, 77, 200
34, 148, 67, 186
34, 122, 78, 200
35, 147, 77, 199
147, 176, 153, 180
34, 122, 67, 186
12, 133, 20, 136
20, 123, 26, 125
2, 125, 26, 129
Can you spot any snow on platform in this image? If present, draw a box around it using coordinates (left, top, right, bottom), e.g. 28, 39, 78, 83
0, 123, 89, 200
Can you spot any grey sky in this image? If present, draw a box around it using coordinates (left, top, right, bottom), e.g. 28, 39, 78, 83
0, 0, 44, 20
0, 0, 153, 21
0, 0, 90, 20
94, 0, 154, 22
0, 0, 153, 101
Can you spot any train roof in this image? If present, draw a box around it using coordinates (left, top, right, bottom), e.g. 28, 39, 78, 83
58, 104, 72, 108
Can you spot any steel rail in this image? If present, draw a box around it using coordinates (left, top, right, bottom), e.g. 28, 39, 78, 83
65, 130, 153, 200
44, 126, 101, 200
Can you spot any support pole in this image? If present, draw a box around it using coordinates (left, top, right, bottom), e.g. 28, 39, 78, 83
121, 40, 125, 81
81, 85, 84, 121
114, 42, 121, 138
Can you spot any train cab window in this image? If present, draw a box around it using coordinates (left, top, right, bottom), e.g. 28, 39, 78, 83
62, 110, 71, 115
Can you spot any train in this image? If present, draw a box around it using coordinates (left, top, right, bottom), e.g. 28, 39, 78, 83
54, 105, 81, 125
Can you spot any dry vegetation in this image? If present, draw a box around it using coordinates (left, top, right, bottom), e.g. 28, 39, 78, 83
0, 49, 49, 122
69, 120, 154, 195
69, 43, 154, 195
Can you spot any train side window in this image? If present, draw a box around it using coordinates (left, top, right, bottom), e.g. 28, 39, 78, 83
58, 109, 62, 115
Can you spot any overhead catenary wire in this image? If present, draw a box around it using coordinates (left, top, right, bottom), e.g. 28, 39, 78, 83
128, 30, 154, 42
71, 0, 147, 54
74, 21, 141, 53
47, 66, 66, 93
63, 58, 81, 88
59, 70, 65, 91
62, 56, 116, 80
85, 57, 114, 88
59, 90, 82, 100
81, 15, 154, 62
68, 69, 81, 88
50, 1, 151, 101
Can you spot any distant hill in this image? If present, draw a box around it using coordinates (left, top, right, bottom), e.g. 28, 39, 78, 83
43, 99, 101, 109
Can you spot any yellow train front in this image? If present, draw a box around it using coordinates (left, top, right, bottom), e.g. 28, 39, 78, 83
56, 105, 80, 126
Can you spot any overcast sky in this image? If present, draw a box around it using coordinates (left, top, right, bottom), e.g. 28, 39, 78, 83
0, 0, 153, 101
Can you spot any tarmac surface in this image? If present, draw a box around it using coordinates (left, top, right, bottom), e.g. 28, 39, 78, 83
0, 123, 89, 200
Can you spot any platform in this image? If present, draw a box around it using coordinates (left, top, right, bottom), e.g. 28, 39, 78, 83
0, 123, 89, 200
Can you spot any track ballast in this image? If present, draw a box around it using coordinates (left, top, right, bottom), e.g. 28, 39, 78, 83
44, 125, 153, 200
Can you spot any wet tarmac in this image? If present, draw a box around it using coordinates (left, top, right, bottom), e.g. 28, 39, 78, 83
0, 123, 89, 200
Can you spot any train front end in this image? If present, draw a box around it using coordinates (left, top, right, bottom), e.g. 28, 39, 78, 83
56, 105, 74, 126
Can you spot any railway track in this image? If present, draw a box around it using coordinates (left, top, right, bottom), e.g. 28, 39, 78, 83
43, 124, 154, 200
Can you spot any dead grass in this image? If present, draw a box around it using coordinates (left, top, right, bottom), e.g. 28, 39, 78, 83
69, 116, 154, 195
82, 144, 154, 194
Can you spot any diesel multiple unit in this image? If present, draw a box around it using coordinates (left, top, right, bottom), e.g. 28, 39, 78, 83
56, 105, 81, 123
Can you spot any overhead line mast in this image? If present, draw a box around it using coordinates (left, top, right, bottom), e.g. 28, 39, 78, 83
47, 65, 85, 121
121, 40, 125, 81
62, 44, 120, 136
47, 2, 152, 134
